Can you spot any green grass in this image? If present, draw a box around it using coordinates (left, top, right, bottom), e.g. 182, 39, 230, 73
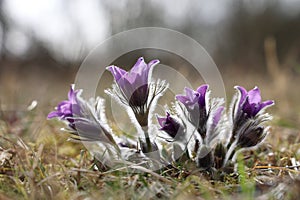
1, 108, 300, 200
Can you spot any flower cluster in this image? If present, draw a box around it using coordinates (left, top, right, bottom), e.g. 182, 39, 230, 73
48, 57, 274, 176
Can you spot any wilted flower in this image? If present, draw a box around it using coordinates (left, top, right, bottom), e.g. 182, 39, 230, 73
236, 86, 274, 118
157, 112, 183, 139
47, 85, 80, 123
107, 57, 159, 108
176, 84, 209, 138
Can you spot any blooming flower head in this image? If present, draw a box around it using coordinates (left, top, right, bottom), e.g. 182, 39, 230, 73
157, 112, 182, 138
47, 85, 80, 123
176, 84, 209, 137
236, 86, 274, 118
107, 57, 159, 108
176, 84, 208, 110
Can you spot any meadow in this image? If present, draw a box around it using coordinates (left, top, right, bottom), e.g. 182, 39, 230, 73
0, 57, 300, 200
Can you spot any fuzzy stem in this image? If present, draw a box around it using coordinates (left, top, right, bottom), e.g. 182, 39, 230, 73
227, 127, 237, 149
142, 126, 152, 152
223, 140, 238, 167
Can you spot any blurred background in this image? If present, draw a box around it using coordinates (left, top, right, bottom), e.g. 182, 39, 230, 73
0, 0, 299, 127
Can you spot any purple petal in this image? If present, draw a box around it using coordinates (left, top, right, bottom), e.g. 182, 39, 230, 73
131, 57, 147, 74
213, 106, 224, 126
57, 100, 70, 108
68, 85, 75, 101
124, 71, 139, 84
184, 87, 195, 100
196, 84, 208, 107
175, 95, 189, 104
71, 104, 81, 116
106, 57, 160, 108
118, 77, 135, 98
47, 111, 61, 119
148, 59, 160, 68
259, 100, 275, 110
59, 103, 72, 114
157, 116, 166, 127
236, 86, 248, 106
242, 97, 255, 117
196, 84, 208, 97
248, 86, 261, 104
106, 65, 127, 82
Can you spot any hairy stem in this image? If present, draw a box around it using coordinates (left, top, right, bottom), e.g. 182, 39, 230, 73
144, 128, 152, 153
223, 140, 238, 167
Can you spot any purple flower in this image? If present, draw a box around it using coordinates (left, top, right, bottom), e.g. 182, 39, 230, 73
236, 86, 274, 118
47, 85, 81, 122
157, 112, 181, 138
107, 57, 159, 107
176, 84, 209, 137
176, 84, 208, 110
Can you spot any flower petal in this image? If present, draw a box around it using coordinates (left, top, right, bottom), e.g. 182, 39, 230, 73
175, 95, 190, 104
259, 100, 275, 110
248, 86, 261, 104
213, 106, 224, 126
235, 86, 248, 106
68, 85, 75, 102
106, 65, 127, 82
242, 97, 255, 117
196, 84, 208, 97
47, 111, 61, 119
157, 116, 166, 127
131, 57, 147, 74
148, 59, 160, 68
196, 84, 208, 107
184, 87, 195, 100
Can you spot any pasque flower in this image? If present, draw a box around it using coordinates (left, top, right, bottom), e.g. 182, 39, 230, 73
47, 85, 80, 123
48, 85, 118, 148
107, 57, 165, 153
47, 56, 276, 175
157, 112, 182, 139
176, 84, 208, 110
224, 86, 274, 166
176, 84, 209, 138
228, 86, 274, 146
107, 57, 159, 108
236, 86, 274, 118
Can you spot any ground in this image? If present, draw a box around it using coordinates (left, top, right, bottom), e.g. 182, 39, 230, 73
0, 68, 300, 199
